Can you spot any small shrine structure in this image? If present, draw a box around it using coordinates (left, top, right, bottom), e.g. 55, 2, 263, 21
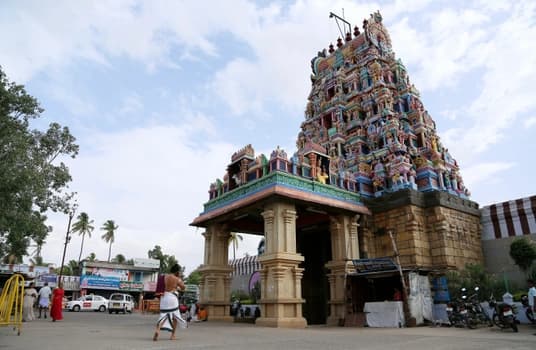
191, 11, 482, 328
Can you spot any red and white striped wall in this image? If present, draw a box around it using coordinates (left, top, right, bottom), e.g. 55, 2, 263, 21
229, 255, 261, 276
481, 195, 536, 240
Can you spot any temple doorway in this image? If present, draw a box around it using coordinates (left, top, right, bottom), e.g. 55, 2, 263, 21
297, 225, 332, 324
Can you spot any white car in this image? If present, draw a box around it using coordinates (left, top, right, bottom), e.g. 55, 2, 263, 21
108, 293, 134, 314
66, 294, 108, 312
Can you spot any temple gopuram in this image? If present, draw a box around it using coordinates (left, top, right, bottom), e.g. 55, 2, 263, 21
191, 11, 482, 328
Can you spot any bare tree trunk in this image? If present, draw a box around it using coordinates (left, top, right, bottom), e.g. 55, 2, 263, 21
107, 242, 112, 262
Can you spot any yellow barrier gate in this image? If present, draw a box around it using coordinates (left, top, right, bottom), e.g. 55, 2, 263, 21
0, 274, 24, 335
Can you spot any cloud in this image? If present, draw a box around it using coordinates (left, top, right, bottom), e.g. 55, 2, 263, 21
461, 162, 515, 189
39, 123, 241, 273
118, 94, 143, 115
524, 117, 536, 128
441, 1, 536, 163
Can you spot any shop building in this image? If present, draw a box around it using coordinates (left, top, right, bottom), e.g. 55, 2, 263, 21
79, 258, 159, 302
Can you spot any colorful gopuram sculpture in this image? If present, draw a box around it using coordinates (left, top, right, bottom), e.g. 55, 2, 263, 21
208, 11, 469, 201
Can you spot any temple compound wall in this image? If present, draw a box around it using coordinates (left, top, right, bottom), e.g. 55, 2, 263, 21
480, 196, 536, 286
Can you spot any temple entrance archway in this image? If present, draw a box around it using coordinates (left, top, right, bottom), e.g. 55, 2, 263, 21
191, 167, 370, 328
297, 225, 332, 324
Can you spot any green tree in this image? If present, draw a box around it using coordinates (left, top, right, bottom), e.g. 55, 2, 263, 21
147, 245, 182, 273
68, 259, 79, 275
101, 220, 118, 262
113, 254, 126, 264
228, 232, 243, 261
30, 225, 50, 258
0, 67, 78, 262
509, 237, 536, 275
446, 263, 504, 300
86, 252, 97, 262
55, 264, 72, 276
71, 212, 94, 264
185, 270, 202, 285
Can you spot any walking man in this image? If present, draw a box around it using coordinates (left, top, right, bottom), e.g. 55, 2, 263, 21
37, 282, 52, 319
153, 264, 186, 341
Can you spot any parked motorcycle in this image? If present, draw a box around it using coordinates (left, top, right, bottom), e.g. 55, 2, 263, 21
446, 288, 474, 328
520, 294, 535, 324
463, 287, 490, 328
488, 295, 518, 332
446, 298, 467, 328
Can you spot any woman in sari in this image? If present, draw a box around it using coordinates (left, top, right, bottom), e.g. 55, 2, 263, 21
23, 282, 37, 322
50, 282, 64, 322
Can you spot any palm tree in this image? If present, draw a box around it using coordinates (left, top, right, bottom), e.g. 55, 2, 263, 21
68, 259, 80, 275
86, 252, 97, 262
101, 220, 118, 262
71, 212, 95, 264
228, 232, 243, 261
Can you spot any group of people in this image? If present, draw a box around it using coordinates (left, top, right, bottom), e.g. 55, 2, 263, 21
22, 281, 65, 322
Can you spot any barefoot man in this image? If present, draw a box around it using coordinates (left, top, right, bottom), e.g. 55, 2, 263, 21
153, 264, 186, 341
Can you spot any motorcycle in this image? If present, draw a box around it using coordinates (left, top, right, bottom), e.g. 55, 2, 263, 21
446, 299, 467, 328
488, 295, 518, 332
463, 287, 491, 329
446, 288, 473, 328
520, 294, 535, 324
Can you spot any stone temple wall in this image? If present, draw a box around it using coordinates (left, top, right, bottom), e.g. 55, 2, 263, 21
363, 189, 482, 271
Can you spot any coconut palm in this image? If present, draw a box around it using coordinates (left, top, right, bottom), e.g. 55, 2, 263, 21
86, 252, 97, 262
228, 232, 243, 261
71, 212, 95, 264
101, 220, 118, 262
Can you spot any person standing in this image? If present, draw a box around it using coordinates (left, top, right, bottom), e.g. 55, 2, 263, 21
153, 264, 186, 341
23, 282, 38, 322
50, 282, 64, 322
37, 282, 52, 319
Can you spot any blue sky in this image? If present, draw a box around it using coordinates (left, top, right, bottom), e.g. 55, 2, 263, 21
1, 0, 535, 274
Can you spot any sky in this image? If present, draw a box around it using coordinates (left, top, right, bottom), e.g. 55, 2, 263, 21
1, 0, 535, 275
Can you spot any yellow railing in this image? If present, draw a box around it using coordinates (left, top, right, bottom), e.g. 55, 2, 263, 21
0, 274, 24, 335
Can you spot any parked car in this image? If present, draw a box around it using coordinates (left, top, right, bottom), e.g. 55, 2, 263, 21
66, 294, 108, 312
108, 293, 134, 314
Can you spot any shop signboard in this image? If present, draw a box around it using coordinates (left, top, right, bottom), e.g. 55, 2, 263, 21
80, 275, 120, 290
133, 258, 160, 269
351, 258, 399, 275
144, 281, 157, 292
36, 274, 58, 288
119, 281, 144, 291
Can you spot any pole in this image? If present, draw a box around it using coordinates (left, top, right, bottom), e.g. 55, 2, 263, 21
388, 229, 410, 326
58, 209, 75, 286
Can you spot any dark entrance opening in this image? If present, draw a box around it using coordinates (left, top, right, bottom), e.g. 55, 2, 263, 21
347, 274, 403, 312
297, 226, 332, 325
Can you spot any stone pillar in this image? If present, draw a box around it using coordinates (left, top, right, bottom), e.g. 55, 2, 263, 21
197, 224, 233, 322
256, 202, 307, 328
325, 214, 360, 326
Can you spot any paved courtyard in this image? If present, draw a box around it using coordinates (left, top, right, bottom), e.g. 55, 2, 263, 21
1, 312, 535, 350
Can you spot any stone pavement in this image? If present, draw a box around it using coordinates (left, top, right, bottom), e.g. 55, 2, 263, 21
1, 312, 535, 350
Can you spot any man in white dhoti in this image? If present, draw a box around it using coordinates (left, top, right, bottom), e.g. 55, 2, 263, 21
153, 264, 186, 341
37, 282, 52, 319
